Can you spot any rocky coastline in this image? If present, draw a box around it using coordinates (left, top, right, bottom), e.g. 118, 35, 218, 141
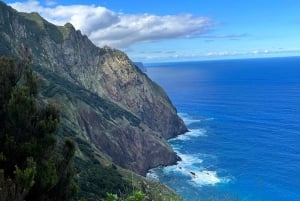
0, 1, 188, 175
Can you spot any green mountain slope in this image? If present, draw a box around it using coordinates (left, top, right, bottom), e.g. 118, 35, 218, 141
0, 2, 186, 200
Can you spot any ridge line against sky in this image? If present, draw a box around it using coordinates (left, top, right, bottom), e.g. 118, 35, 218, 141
3, 0, 300, 62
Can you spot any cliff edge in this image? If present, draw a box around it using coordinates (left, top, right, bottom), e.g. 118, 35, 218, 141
0, 2, 187, 176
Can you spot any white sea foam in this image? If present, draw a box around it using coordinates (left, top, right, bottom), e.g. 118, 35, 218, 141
163, 153, 203, 176
178, 113, 202, 125
146, 169, 159, 181
178, 153, 204, 168
174, 128, 207, 141
165, 151, 230, 187
205, 117, 215, 121
147, 113, 228, 187
147, 151, 230, 187
190, 170, 221, 186
179, 112, 215, 124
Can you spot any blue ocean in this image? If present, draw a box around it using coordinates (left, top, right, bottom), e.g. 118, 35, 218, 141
145, 57, 300, 201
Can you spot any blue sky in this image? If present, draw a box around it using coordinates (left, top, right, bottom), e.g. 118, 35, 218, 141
4, 0, 300, 62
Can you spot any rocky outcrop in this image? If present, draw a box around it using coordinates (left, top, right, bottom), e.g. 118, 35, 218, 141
38, 67, 180, 175
98, 48, 187, 139
0, 2, 187, 175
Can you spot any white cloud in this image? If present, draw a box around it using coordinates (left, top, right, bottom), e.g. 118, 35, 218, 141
129, 47, 300, 62
204, 48, 300, 59
9, 0, 212, 48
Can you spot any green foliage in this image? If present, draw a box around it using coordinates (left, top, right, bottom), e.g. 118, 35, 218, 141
75, 158, 131, 201
106, 193, 118, 201
0, 57, 77, 201
122, 173, 184, 201
20, 10, 64, 44
14, 158, 36, 196
105, 191, 145, 201
125, 191, 145, 201
0, 169, 20, 201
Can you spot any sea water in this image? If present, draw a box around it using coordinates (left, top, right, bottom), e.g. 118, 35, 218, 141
145, 57, 300, 201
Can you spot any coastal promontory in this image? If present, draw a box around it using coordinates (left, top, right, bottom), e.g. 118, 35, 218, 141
0, 1, 187, 199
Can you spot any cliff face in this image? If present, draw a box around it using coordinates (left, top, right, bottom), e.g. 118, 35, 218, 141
0, 2, 187, 175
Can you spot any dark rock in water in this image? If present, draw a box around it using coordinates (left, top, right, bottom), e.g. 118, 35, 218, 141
0, 1, 187, 175
190, 171, 197, 178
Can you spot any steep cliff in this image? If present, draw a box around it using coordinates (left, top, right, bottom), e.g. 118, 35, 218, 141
0, 1, 187, 177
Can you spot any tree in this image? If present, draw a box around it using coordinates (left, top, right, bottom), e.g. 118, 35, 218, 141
0, 56, 77, 201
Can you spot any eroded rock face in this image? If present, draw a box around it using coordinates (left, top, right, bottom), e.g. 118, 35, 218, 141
98, 47, 187, 139
38, 68, 180, 175
0, 2, 187, 175
90, 123, 180, 175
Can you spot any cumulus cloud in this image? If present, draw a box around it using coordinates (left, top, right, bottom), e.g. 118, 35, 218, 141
9, 0, 212, 48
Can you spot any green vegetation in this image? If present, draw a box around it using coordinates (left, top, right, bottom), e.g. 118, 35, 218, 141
0, 57, 77, 201
75, 158, 131, 201
0, 2, 186, 199
105, 191, 145, 201
118, 168, 184, 201
20, 11, 64, 44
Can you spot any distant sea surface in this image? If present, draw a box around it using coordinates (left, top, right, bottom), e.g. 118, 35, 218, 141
145, 57, 300, 201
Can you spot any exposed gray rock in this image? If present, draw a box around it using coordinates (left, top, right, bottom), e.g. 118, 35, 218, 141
0, 2, 187, 175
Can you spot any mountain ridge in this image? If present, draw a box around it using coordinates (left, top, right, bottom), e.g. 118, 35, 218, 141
0, 0, 187, 186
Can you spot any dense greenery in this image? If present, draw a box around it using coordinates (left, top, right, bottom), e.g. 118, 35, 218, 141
75, 158, 131, 201
73, 138, 132, 201
106, 191, 145, 201
0, 57, 77, 201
